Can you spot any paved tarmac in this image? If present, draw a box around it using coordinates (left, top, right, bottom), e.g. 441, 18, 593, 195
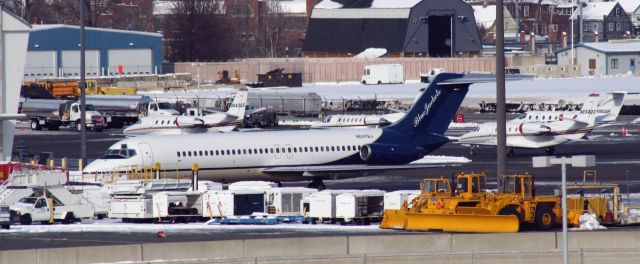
4, 114, 640, 250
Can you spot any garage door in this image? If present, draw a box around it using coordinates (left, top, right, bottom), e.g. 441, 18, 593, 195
61, 50, 100, 77
24, 51, 56, 81
108, 49, 152, 75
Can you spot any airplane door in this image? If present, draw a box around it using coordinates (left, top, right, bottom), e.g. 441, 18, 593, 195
285, 144, 293, 159
138, 142, 154, 167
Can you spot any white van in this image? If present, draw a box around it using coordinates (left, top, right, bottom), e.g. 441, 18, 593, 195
361, 64, 404, 85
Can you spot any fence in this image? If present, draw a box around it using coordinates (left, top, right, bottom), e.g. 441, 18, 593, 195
174, 57, 497, 83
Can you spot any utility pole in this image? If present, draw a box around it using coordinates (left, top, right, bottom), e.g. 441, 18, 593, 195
496, 0, 507, 186
579, 0, 584, 43
80, 0, 87, 167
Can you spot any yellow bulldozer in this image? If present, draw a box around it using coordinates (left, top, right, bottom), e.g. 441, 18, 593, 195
380, 172, 617, 233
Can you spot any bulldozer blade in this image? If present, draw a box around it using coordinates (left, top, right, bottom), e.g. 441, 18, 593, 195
403, 213, 520, 233
380, 209, 409, 230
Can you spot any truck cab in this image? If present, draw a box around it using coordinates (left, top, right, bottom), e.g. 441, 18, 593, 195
10, 189, 94, 225
144, 102, 179, 117
64, 102, 105, 132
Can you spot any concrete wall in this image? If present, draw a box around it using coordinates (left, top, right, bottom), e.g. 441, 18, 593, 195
3, 230, 640, 264
174, 57, 497, 83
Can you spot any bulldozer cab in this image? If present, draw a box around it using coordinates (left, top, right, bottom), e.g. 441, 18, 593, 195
455, 173, 486, 199
501, 174, 534, 199
420, 177, 451, 197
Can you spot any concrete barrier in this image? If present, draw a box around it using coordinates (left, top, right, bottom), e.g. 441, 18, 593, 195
348, 234, 452, 254
451, 232, 556, 252
581, 251, 640, 264
0, 249, 37, 264
365, 253, 472, 264
563, 231, 640, 250
472, 251, 582, 264
78, 245, 142, 264
36, 247, 79, 264
141, 240, 244, 261
257, 255, 364, 264
243, 237, 348, 258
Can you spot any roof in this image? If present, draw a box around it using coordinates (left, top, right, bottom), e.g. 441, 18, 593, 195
31, 24, 162, 38
617, 0, 640, 13
278, 0, 307, 13
311, 8, 411, 19
556, 40, 640, 54
315, 0, 421, 9
303, 18, 407, 52
472, 5, 497, 30
570, 2, 619, 20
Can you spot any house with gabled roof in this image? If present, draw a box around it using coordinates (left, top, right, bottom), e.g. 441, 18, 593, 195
571, 2, 633, 42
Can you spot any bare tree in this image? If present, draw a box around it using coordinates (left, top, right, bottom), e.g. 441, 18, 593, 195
165, 0, 237, 61
256, 0, 305, 58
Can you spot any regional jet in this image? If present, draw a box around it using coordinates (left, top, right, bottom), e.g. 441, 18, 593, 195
123, 89, 249, 135
84, 73, 477, 189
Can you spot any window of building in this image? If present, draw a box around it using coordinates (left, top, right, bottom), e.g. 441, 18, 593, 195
616, 23, 621, 31
592, 23, 598, 32
524, 6, 529, 17
589, 59, 596, 69
616, 7, 620, 17
611, 58, 619, 69
609, 23, 615, 31
584, 23, 589, 32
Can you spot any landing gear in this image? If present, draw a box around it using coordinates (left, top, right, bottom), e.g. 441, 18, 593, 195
507, 147, 515, 157
545, 147, 555, 155
469, 145, 478, 156
307, 178, 326, 191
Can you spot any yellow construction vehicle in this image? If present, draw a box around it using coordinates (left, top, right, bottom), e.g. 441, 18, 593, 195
380, 172, 611, 233
81, 80, 137, 95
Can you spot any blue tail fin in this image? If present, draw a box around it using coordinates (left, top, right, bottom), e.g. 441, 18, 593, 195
388, 73, 470, 135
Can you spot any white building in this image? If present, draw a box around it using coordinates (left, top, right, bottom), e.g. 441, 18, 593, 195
0, 7, 30, 161
556, 40, 640, 76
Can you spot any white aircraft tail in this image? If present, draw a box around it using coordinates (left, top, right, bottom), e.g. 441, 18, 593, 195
578, 91, 626, 126
226, 88, 248, 119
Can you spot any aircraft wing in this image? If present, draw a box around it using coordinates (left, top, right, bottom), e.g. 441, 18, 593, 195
263, 163, 459, 178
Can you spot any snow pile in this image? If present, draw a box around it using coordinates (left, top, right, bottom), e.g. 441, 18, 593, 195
619, 211, 640, 225
315, 0, 343, 9
355, 48, 387, 58
410, 155, 472, 164
573, 213, 607, 231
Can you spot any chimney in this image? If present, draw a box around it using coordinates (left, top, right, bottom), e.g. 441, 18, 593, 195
594, 31, 599, 42
530, 32, 536, 54
306, 0, 318, 20
561, 32, 567, 49
519, 31, 526, 49
487, 32, 495, 43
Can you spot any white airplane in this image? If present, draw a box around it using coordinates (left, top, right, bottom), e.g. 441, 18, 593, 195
309, 113, 405, 128
123, 89, 249, 135
83, 73, 478, 189
458, 92, 626, 156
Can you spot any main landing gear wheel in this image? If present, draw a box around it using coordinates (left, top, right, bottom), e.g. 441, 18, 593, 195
307, 179, 326, 191
469, 145, 478, 156
507, 147, 515, 157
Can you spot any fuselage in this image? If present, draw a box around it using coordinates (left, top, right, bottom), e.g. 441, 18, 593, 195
123, 114, 239, 135
86, 128, 385, 181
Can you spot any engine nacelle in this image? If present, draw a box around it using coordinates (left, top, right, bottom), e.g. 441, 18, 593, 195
359, 144, 421, 164
175, 116, 205, 128
518, 122, 551, 136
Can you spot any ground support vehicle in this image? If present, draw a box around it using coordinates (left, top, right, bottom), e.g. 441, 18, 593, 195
85, 95, 178, 128
0, 206, 10, 229
20, 98, 105, 131
10, 187, 94, 225
361, 64, 404, 84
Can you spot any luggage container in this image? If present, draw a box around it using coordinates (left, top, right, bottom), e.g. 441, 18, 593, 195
336, 190, 385, 225
152, 191, 204, 222
202, 189, 267, 218
265, 187, 317, 216
384, 190, 421, 210
306, 190, 357, 223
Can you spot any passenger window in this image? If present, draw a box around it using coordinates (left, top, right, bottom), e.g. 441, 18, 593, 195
341, 146, 346, 151
182, 151, 186, 157
276, 148, 280, 153
293, 148, 297, 153
177, 152, 181, 157
315, 147, 319, 152
304, 147, 308, 152
288, 147, 292, 153
216, 150, 219, 155
199, 151, 203, 156
210, 150, 214, 155
243, 149, 247, 154
204, 151, 208, 156
331, 146, 335, 151
155, 120, 158, 124
259, 149, 263, 154
542, 116, 545, 120
226, 150, 230, 155
188, 151, 192, 157
528, 116, 532, 120
248, 149, 252, 154
232, 150, 236, 155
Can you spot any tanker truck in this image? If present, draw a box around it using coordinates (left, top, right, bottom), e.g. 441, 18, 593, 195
85, 95, 179, 128
20, 98, 105, 132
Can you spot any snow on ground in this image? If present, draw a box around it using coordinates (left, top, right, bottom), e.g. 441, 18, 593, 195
142, 76, 640, 107
0, 218, 381, 234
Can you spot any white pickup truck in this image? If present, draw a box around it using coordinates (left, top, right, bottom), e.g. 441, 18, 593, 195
10, 191, 94, 225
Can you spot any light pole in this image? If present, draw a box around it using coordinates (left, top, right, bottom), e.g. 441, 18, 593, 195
532, 155, 596, 264
191, 63, 202, 91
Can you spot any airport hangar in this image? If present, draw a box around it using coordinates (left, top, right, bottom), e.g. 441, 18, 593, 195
24, 24, 163, 81
302, 0, 483, 58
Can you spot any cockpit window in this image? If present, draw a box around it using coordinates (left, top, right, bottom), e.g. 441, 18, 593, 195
101, 148, 137, 159
158, 102, 173, 110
